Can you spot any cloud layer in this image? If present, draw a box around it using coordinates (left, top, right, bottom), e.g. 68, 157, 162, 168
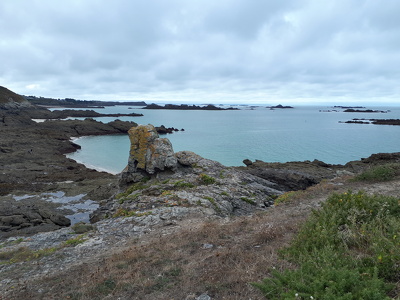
1, 0, 400, 104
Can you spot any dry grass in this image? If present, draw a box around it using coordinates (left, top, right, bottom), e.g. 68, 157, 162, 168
6, 207, 305, 300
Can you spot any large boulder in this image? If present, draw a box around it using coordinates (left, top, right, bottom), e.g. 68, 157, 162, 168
126, 124, 177, 175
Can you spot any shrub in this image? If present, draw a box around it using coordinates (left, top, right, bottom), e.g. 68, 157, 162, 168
253, 191, 400, 299
199, 174, 216, 185
353, 164, 397, 182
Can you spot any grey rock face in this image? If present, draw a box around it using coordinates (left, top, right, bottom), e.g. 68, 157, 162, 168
126, 124, 177, 175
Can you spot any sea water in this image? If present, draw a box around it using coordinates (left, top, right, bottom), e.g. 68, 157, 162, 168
65, 105, 400, 174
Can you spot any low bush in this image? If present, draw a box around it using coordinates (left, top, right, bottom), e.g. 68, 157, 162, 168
353, 164, 399, 182
253, 191, 400, 299
199, 174, 216, 185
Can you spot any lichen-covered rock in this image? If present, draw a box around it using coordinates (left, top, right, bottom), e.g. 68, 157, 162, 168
127, 124, 177, 175
175, 151, 203, 167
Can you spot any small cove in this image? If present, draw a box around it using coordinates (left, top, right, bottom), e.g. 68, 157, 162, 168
67, 105, 400, 173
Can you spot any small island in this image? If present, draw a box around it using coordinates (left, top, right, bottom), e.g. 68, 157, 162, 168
143, 103, 238, 110
334, 106, 365, 109
341, 118, 400, 126
343, 108, 388, 113
266, 104, 294, 109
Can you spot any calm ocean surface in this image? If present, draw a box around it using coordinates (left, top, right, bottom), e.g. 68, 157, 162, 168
64, 105, 400, 174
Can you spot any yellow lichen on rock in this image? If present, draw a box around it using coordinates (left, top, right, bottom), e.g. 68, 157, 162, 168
127, 124, 177, 175
128, 125, 158, 170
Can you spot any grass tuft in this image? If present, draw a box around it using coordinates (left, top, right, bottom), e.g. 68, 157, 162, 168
173, 180, 195, 189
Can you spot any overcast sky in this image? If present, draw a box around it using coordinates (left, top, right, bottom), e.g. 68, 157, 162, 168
1, 0, 400, 105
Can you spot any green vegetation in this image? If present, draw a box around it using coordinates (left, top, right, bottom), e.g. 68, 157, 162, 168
116, 182, 149, 199
64, 235, 87, 247
173, 180, 195, 189
253, 191, 400, 299
273, 191, 303, 205
94, 278, 117, 295
71, 222, 95, 234
118, 192, 140, 204
0, 246, 58, 264
204, 196, 221, 213
0, 238, 24, 249
140, 176, 151, 183
240, 197, 256, 205
0, 234, 91, 265
113, 209, 153, 218
199, 174, 216, 185
353, 164, 399, 182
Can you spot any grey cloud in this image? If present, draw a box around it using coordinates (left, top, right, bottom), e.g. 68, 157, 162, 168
1, 0, 399, 104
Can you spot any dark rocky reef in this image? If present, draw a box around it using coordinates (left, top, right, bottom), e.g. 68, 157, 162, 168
267, 104, 294, 109
0, 200, 71, 238
155, 125, 184, 134
143, 103, 238, 110
371, 119, 400, 125
237, 159, 340, 191
341, 118, 400, 126
239, 152, 400, 191
343, 109, 388, 113
334, 106, 365, 109
25, 109, 143, 119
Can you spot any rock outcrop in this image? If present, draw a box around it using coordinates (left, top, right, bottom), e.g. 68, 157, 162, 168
0, 203, 71, 238
126, 124, 177, 175
95, 125, 284, 221
237, 159, 340, 191
0, 86, 33, 108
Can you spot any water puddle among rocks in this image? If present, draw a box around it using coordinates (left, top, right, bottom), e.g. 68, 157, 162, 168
13, 191, 99, 225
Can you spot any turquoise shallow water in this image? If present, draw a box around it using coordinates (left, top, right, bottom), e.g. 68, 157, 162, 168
65, 105, 400, 174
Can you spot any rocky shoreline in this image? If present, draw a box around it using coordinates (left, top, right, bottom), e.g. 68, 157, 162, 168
2, 87, 400, 299
0, 87, 179, 237
2, 86, 400, 239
